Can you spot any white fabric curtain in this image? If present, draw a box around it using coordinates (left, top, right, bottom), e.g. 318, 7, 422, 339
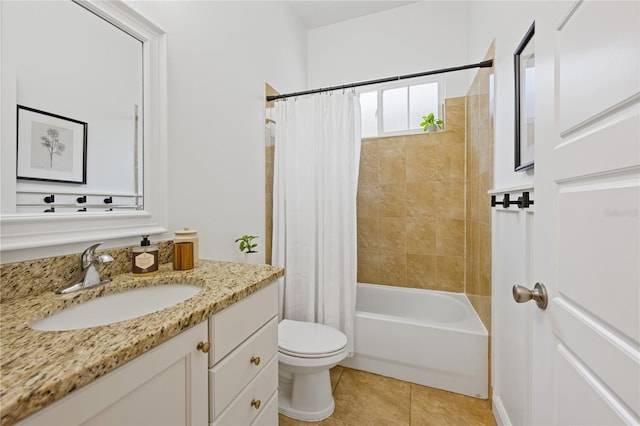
272, 92, 361, 356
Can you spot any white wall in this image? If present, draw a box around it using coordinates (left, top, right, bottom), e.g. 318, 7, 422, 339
124, 1, 307, 262
466, 1, 569, 190
307, 1, 472, 98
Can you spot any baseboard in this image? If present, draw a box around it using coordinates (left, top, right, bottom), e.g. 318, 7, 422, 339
492, 394, 511, 426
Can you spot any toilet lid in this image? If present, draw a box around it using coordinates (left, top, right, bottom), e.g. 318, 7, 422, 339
278, 319, 347, 357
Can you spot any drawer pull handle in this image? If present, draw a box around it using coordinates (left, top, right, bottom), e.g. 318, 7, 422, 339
251, 399, 261, 410
250, 356, 261, 366
197, 341, 210, 353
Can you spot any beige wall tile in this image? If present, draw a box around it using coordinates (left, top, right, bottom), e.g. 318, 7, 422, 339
380, 184, 407, 217
443, 96, 466, 137
265, 145, 274, 163
467, 177, 479, 223
436, 218, 465, 257
357, 251, 381, 284
379, 217, 407, 254
436, 180, 465, 220
379, 140, 406, 184
478, 172, 492, 225
436, 142, 465, 182
468, 294, 492, 335
436, 255, 465, 292
265, 158, 274, 195
407, 254, 437, 290
357, 217, 380, 252
406, 139, 437, 183
265, 192, 273, 265
406, 217, 436, 255
357, 184, 381, 218
359, 139, 379, 184
436, 129, 465, 145
378, 252, 407, 286
478, 222, 492, 296
407, 182, 437, 217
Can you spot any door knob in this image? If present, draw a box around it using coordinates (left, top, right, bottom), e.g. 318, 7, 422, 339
512, 282, 548, 310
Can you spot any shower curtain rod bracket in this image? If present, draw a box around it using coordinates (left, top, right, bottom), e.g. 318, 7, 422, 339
266, 59, 493, 102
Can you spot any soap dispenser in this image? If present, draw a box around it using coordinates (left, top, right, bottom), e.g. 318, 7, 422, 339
132, 235, 159, 276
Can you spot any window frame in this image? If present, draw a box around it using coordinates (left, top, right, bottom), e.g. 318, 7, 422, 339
358, 75, 444, 138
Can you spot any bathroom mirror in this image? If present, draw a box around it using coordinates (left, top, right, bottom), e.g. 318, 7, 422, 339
0, 0, 167, 252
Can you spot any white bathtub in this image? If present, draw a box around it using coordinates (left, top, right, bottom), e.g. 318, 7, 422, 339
340, 283, 488, 399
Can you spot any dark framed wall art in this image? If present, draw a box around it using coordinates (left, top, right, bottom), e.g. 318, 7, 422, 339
514, 21, 535, 171
17, 105, 87, 184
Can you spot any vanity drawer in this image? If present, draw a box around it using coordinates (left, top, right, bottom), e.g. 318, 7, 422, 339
212, 354, 278, 426
210, 316, 277, 418
252, 390, 278, 426
209, 282, 277, 365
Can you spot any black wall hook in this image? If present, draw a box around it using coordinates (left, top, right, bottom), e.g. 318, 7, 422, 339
44, 194, 55, 204
518, 192, 534, 208
77, 207, 87, 212
44, 207, 55, 213
491, 194, 520, 209
491, 192, 535, 209
77, 195, 87, 203
104, 196, 113, 204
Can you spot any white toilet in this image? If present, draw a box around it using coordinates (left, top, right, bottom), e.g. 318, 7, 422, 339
278, 319, 348, 421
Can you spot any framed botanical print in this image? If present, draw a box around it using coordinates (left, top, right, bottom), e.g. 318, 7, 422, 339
17, 105, 87, 184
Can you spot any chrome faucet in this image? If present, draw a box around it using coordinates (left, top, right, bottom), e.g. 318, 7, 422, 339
56, 243, 114, 294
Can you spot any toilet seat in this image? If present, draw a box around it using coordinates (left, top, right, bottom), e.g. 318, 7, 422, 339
278, 319, 347, 359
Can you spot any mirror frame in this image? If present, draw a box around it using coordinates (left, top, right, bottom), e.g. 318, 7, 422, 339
0, 0, 167, 252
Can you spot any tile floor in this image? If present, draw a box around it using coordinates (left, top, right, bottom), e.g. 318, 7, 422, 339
279, 366, 496, 426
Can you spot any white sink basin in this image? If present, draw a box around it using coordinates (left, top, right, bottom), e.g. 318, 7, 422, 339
32, 284, 202, 331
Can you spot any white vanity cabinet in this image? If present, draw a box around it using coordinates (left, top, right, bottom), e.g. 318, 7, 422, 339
17, 320, 209, 426
15, 282, 279, 426
208, 282, 279, 426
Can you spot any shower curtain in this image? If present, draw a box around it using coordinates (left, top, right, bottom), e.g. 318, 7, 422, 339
272, 92, 361, 356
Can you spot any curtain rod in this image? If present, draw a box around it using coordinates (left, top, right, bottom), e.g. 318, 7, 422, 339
266, 59, 493, 102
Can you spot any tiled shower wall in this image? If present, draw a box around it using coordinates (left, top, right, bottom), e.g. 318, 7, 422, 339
356, 97, 467, 291
265, 84, 277, 266
265, 81, 493, 328
465, 44, 495, 331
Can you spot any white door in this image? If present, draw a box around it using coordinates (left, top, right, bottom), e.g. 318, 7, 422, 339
531, 1, 640, 425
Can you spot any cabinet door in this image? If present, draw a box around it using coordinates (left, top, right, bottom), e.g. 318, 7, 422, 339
17, 321, 209, 426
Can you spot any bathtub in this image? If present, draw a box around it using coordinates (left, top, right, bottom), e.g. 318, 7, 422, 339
340, 283, 488, 399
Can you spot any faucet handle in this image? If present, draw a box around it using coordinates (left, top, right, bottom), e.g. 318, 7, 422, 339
97, 254, 114, 265
81, 242, 104, 269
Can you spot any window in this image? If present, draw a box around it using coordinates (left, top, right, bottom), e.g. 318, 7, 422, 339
360, 79, 442, 138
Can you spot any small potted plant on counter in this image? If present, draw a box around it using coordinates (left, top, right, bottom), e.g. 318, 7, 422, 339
235, 234, 259, 264
420, 112, 444, 133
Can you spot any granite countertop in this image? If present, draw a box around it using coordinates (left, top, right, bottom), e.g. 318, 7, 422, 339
0, 260, 284, 426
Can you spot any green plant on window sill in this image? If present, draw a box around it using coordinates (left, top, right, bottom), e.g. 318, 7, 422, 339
420, 112, 444, 133
235, 234, 259, 253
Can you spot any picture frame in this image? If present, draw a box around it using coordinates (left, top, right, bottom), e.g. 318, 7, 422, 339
17, 105, 87, 184
514, 22, 535, 171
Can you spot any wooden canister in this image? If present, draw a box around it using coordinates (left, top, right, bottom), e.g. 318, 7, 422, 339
174, 227, 199, 263
173, 241, 194, 270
